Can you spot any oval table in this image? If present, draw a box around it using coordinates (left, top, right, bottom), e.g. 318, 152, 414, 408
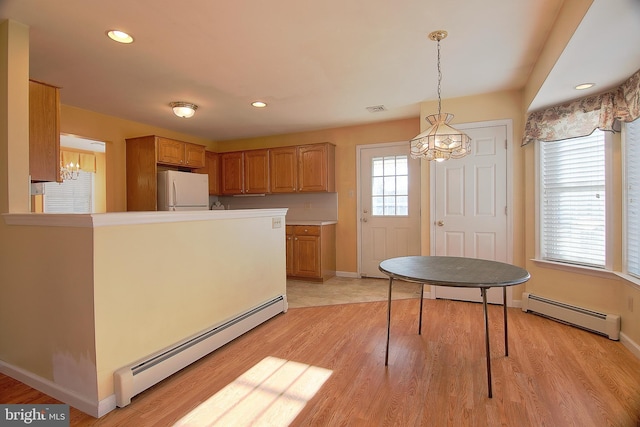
379, 256, 530, 398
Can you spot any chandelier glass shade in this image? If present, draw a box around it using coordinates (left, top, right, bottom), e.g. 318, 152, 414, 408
410, 113, 470, 161
410, 30, 470, 162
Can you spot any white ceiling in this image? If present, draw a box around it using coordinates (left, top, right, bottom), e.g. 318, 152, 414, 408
1, 0, 639, 143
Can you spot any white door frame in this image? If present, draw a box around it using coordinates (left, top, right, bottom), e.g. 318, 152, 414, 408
356, 141, 421, 277
429, 119, 515, 305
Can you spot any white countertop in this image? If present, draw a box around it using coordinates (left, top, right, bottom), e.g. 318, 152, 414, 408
286, 220, 337, 226
2, 208, 289, 228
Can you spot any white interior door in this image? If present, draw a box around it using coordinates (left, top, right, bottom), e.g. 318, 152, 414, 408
432, 123, 509, 304
358, 142, 421, 278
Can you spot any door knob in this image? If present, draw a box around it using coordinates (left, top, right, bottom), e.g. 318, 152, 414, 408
437, 220, 444, 226
362, 217, 368, 222
363, 209, 369, 214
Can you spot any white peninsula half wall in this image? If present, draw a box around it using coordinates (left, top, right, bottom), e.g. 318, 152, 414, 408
0, 209, 288, 417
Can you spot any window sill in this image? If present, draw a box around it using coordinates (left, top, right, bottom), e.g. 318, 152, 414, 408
614, 272, 640, 291
531, 259, 616, 279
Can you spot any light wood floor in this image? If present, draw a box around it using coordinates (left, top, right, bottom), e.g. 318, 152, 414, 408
2, 296, 640, 426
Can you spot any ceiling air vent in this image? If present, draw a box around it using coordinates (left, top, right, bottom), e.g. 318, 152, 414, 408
366, 105, 387, 113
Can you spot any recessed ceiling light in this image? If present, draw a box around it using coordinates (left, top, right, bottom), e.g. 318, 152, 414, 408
251, 101, 267, 108
575, 83, 595, 90
106, 30, 134, 44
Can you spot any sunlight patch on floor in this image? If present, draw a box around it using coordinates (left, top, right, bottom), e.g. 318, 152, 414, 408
173, 356, 332, 426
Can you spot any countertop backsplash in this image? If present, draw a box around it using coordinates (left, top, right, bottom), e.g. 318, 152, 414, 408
215, 192, 338, 222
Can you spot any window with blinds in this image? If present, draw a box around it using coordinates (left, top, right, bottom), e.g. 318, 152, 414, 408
625, 119, 640, 278
43, 171, 94, 213
539, 130, 606, 267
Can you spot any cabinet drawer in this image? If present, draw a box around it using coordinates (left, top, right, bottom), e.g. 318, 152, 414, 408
293, 225, 320, 236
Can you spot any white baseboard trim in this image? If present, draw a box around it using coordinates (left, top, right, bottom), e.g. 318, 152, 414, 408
620, 332, 640, 360
0, 360, 114, 418
336, 271, 359, 278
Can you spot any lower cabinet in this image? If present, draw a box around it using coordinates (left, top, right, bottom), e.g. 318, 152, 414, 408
286, 224, 336, 281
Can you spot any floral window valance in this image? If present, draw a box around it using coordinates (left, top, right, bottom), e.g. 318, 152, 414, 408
61, 149, 96, 173
522, 68, 640, 146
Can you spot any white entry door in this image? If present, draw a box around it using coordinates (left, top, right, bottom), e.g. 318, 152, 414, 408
359, 142, 421, 278
432, 123, 509, 304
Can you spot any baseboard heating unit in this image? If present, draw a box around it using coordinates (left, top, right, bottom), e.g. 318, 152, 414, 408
114, 295, 286, 407
521, 292, 620, 340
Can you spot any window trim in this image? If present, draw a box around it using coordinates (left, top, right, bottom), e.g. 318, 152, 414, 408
534, 131, 614, 272
623, 120, 640, 281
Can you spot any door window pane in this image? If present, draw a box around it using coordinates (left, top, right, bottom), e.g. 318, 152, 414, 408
371, 155, 409, 216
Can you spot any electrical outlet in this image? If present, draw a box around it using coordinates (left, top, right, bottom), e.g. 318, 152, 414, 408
304, 202, 311, 210
272, 217, 282, 229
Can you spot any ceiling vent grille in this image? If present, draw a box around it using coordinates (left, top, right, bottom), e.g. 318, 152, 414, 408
366, 105, 387, 113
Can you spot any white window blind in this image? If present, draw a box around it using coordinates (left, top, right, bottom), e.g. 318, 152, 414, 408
540, 130, 606, 267
625, 119, 640, 278
44, 171, 94, 213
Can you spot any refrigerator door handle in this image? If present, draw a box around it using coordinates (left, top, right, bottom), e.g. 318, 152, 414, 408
172, 180, 178, 211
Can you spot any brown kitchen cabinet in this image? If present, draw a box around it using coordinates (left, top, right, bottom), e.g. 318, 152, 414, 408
220, 149, 270, 195
125, 135, 207, 211
220, 151, 244, 195
195, 151, 221, 195
286, 224, 336, 281
157, 137, 205, 168
29, 80, 60, 182
270, 143, 335, 193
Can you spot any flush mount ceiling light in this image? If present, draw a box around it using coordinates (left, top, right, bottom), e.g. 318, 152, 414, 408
170, 102, 198, 118
106, 29, 134, 44
410, 30, 471, 162
251, 101, 267, 108
575, 83, 595, 90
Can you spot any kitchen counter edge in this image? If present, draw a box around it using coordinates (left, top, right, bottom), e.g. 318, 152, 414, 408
286, 220, 337, 226
2, 208, 289, 228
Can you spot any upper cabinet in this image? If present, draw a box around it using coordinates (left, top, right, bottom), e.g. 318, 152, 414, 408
269, 143, 335, 193
195, 151, 221, 195
157, 137, 205, 168
270, 146, 297, 193
220, 151, 244, 195
29, 80, 60, 182
125, 135, 207, 211
244, 149, 270, 194
220, 149, 271, 195
297, 143, 335, 193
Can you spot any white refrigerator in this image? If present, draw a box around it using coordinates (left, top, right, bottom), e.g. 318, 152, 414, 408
157, 170, 209, 211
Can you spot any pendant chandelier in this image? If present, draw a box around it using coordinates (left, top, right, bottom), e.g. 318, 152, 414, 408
410, 30, 471, 162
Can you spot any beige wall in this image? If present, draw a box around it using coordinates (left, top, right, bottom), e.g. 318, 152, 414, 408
93, 214, 286, 400
0, 223, 97, 399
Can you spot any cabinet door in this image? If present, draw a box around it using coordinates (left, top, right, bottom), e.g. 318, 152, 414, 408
185, 143, 206, 168
157, 138, 185, 166
298, 143, 335, 192
195, 151, 220, 195
294, 234, 321, 278
29, 80, 60, 182
220, 152, 244, 195
244, 149, 270, 194
270, 146, 297, 193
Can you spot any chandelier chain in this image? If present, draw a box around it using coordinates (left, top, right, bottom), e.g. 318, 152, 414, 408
437, 38, 442, 115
